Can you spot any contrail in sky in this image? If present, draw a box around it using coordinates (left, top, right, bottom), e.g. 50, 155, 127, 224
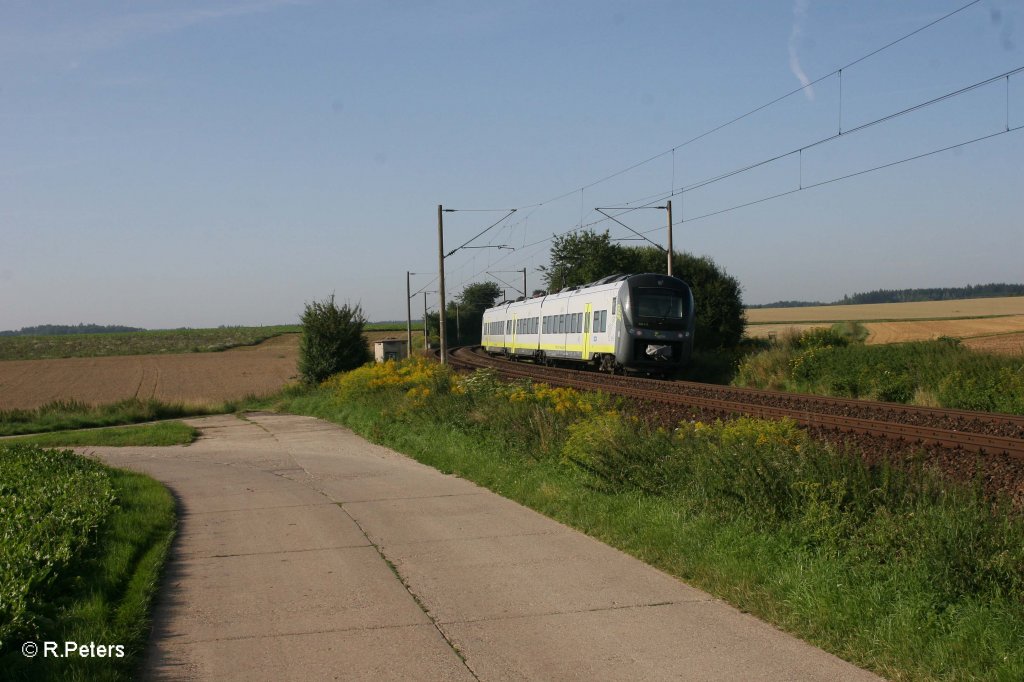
789, 0, 815, 100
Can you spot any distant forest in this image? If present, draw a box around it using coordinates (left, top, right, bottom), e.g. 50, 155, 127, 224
750, 283, 1024, 308
0, 323, 145, 336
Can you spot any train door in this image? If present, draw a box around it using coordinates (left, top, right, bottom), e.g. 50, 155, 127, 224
582, 303, 592, 359
510, 314, 517, 354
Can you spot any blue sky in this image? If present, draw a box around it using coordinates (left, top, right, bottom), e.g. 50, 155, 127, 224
2, 0, 1021, 328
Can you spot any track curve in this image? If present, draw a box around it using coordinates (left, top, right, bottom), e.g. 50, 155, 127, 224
448, 346, 1024, 462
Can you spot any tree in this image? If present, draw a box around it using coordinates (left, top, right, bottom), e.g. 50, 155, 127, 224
457, 281, 502, 313
539, 230, 633, 291
427, 281, 504, 347
298, 296, 370, 383
540, 232, 745, 349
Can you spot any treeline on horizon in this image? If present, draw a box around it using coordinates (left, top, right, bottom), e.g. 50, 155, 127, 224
750, 283, 1024, 308
0, 323, 146, 336
0, 323, 296, 336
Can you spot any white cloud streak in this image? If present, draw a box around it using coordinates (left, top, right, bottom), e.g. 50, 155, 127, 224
789, 0, 815, 100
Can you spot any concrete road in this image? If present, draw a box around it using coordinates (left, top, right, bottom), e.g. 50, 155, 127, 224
91, 413, 882, 681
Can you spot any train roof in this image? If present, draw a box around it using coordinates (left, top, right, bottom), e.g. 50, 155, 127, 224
486, 273, 690, 311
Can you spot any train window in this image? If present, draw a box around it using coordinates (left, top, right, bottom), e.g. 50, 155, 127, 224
577, 313, 583, 332
584, 313, 590, 333
635, 288, 685, 319
611, 298, 616, 315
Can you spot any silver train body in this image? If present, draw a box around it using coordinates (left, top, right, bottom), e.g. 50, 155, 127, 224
481, 273, 695, 374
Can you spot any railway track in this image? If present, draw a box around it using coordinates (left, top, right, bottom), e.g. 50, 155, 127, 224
448, 346, 1024, 462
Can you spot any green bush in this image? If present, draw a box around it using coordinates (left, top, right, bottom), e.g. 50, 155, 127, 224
0, 445, 116, 650
298, 296, 371, 384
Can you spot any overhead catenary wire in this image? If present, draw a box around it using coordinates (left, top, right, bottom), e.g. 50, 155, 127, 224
511, 0, 984, 211
505, 63, 1023, 254
438, 1, 1003, 300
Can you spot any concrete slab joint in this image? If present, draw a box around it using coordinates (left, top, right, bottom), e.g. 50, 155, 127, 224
88, 412, 880, 681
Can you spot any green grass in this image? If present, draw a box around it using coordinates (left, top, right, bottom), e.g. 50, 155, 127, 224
0, 325, 299, 361
1, 445, 176, 681
4, 421, 198, 447
735, 334, 1024, 414
254, 362, 1024, 681
0, 397, 251, 437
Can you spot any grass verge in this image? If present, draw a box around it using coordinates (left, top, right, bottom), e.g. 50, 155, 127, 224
0, 397, 256, 437
1, 445, 176, 681
4, 421, 198, 447
253, 359, 1024, 681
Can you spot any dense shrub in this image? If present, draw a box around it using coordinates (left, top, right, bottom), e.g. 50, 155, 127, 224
298, 296, 370, 384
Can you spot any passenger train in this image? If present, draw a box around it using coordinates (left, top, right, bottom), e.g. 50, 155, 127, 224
481, 273, 695, 375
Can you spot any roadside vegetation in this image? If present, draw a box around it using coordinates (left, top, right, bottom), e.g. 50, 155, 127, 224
298, 296, 370, 384
735, 325, 1024, 414
0, 325, 299, 361
259, 357, 1024, 681
0, 398, 236, 437
4, 421, 197, 447
0, 444, 176, 681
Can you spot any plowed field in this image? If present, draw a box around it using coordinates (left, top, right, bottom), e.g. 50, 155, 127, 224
0, 334, 299, 410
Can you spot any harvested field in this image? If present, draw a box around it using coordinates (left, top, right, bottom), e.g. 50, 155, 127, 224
963, 332, 1024, 356
864, 315, 1024, 345
747, 296, 1024, 324
744, 323, 831, 340
0, 334, 299, 410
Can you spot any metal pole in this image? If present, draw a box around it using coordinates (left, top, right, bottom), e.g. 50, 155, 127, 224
423, 292, 429, 351
522, 268, 527, 298
437, 205, 448, 365
666, 200, 674, 277
406, 271, 412, 357
455, 303, 460, 344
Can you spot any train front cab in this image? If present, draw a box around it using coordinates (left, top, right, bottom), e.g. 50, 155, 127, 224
614, 274, 695, 374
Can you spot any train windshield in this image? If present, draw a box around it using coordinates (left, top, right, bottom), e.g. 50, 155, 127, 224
634, 288, 686, 320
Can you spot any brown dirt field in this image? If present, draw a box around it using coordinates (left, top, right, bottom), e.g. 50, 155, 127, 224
864, 315, 1024, 345
746, 296, 1024, 323
962, 332, 1024, 356
0, 334, 300, 410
